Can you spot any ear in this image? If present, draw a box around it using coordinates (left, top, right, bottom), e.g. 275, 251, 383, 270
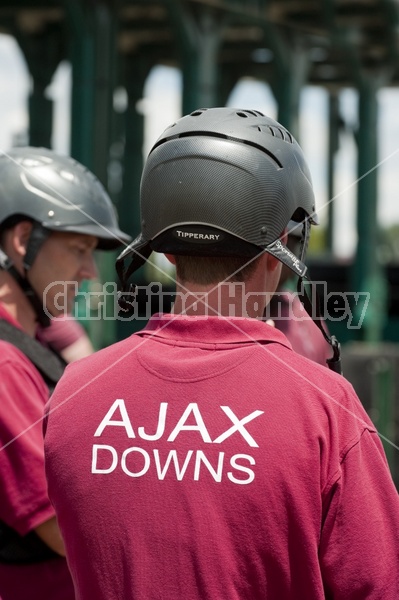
13, 221, 33, 257
266, 252, 281, 272
164, 253, 176, 266
2, 221, 32, 259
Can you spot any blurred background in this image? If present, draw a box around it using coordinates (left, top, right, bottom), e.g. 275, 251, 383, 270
1, 0, 399, 481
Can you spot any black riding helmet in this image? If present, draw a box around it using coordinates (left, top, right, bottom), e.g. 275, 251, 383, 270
117, 107, 317, 283
0, 147, 130, 325
116, 107, 342, 375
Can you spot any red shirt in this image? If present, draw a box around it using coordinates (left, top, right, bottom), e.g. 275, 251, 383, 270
0, 303, 74, 600
270, 291, 330, 365
45, 314, 399, 600
36, 315, 86, 353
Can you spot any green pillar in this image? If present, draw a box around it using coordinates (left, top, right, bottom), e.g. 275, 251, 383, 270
64, 0, 117, 176
93, 3, 119, 350
268, 35, 309, 140
166, 1, 223, 113
121, 54, 151, 240
63, 1, 120, 349
17, 26, 64, 148
352, 78, 387, 342
113, 54, 152, 342
219, 64, 240, 107
92, 3, 117, 185
63, 0, 96, 168
28, 87, 53, 149
181, 10, 221, 114
273, 53, 308, 139
327, 92, 340, 253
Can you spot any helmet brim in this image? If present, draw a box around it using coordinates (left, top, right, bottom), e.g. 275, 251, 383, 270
44, 223, 131, 251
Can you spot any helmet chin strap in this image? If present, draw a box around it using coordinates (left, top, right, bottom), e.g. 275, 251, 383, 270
296, 276, 342, 375
267, 221, 342, 375
0, 223, 51, 328
266, 238, 308, 278
116, 234, 152, 315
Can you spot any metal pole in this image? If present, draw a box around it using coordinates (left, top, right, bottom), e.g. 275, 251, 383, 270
166, 1, 222, 114
327, 92, 339, 254
352, 78, 387, 343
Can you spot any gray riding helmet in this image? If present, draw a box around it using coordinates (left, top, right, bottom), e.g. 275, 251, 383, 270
0, 147, 130, 250
0, 147, 130, 327
117, 107, 318, 283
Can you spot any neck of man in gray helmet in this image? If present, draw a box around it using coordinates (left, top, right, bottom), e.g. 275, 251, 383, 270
0, 222, 40, 336
0, 266, 38, 337
169, 252, 282, 319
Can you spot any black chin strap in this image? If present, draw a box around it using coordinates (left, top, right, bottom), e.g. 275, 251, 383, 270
296, 276, 342, 375
269, 220, 342, 375
116, 234, 152, 314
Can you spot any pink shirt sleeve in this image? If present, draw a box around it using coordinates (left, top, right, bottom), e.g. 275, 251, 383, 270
37, 315, 87, 353
0, 350, 55, 535
320, 428, 399, 599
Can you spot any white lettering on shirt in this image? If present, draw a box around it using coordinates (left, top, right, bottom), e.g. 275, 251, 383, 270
94, 399, 135, 438
91, 401, 264, 485
138, 402, 168, 440
167, 403, 212, 443
213, 407, 264, 448
121, 447, 150, 478
153, 449, 193, 480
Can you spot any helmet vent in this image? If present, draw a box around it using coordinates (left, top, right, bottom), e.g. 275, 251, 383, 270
236, 109, 264, 119
267, 126, 293, 143
151, 130, 283, 168
190, 109, 208, 117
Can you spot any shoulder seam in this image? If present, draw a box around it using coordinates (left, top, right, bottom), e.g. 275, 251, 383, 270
324, 427, 376, 493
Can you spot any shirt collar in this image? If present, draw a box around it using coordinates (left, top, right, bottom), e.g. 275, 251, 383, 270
136, 313, 292, 350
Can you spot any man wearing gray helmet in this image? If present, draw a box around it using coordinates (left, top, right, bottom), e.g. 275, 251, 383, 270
45, 109, 399, 600
0, 147, 129, 600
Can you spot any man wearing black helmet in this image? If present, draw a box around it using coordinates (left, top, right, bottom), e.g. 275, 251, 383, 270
45, 109, 399, 600
0, 147, 129, 600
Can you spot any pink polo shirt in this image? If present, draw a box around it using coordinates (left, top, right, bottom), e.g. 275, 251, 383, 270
0, 303, 74, 600
45, 314, 399, 600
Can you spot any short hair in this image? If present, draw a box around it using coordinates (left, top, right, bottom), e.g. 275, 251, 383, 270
174, 255, 260, 285
0, 215, 32, 247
